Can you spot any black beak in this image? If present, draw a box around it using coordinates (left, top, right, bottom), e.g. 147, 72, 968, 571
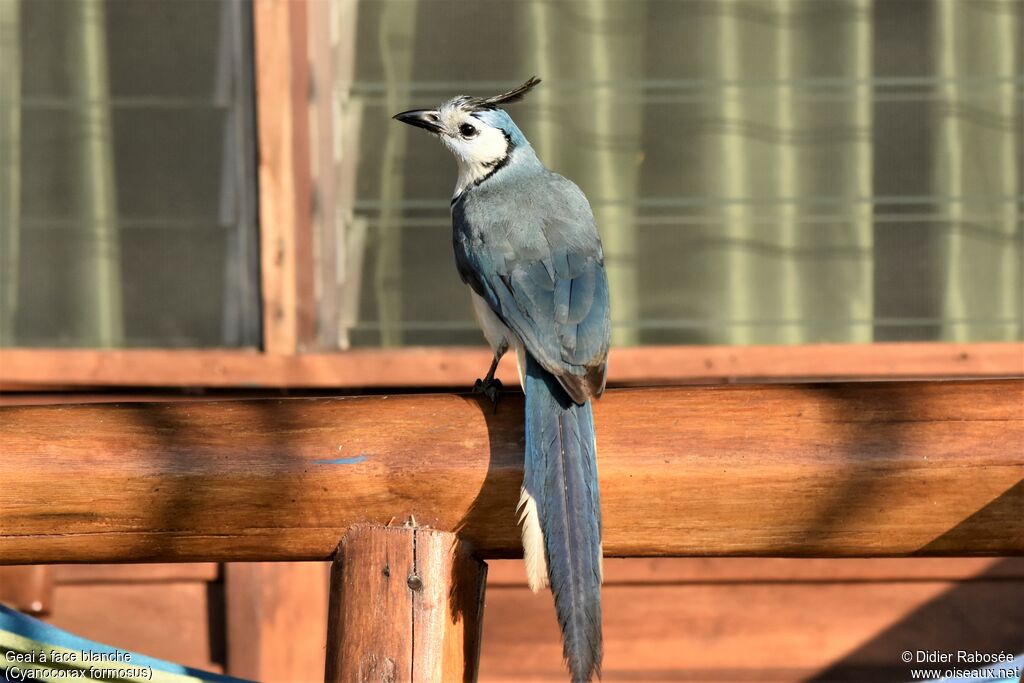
393, 109, 445, 135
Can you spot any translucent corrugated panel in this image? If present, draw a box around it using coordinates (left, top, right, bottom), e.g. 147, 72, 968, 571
0, 0, 260, 348
309, 0, 1022, 349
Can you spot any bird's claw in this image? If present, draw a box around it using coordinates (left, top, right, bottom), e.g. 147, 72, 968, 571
473, 377, 503, 413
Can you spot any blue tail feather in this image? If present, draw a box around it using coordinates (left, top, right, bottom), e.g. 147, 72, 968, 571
523, 352, 603, 682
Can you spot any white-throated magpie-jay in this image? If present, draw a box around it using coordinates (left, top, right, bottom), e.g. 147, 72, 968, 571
395, 77, 609, 682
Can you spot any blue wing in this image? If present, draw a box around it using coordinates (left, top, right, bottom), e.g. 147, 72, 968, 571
453, 170, 610, 404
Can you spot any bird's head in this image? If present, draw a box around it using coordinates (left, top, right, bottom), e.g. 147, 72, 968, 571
393, 77, 541, 195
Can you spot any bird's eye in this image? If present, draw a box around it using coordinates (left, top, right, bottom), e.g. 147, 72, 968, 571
459, 123, 478, 138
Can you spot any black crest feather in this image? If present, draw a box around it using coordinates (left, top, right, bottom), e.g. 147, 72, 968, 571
463, 76, 542, 111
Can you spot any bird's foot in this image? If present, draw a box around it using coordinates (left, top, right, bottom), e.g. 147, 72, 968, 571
473, 377, 504, 413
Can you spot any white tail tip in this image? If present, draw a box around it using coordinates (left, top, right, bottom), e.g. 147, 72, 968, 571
517, 488, 548, 592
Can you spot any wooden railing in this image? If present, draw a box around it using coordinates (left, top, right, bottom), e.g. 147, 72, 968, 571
2, 380, 1022, 563
2, 380, 1022, 679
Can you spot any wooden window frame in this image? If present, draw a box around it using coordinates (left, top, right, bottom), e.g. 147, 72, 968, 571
1, 0, 1021, 391
0, 343, 1022, 389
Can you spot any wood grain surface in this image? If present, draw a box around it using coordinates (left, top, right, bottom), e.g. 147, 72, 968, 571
225, 562, 328, 682
19, 558, 1023, 681
479, 568, 1024, 681
0, 381, 1021, 564
48, 581, 224, 673
325, 525, 486, 682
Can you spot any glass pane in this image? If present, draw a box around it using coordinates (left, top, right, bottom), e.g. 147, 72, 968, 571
0, 0, 260, 348
309, 0, 1022, 349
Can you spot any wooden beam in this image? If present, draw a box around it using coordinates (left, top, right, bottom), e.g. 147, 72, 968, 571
324, 525, 486, 682
1, 342, 1021, 390
1, 381, 1021, 563
54, 563, 219, 583
253, 0, 315, 354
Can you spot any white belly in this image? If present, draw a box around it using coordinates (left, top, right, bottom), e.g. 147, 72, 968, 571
469, 288, 526, 389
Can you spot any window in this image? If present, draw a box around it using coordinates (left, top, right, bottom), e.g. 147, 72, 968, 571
1, 0, 1020, 387
311, 0, 1022, 349
0, 0, 259, 348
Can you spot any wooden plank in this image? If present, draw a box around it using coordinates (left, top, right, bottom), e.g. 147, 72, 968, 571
225, 562, 328, 682
479, 577, 1024, 681
53, 563, 219, 584
46, 582, 223, 673
1, 342, 1021, 390
287, 0, 316, 350
0, 566, 53, 614
0, 393, 283, 407
252, 0, 314, 354
324, 525, 486, 682
613, 341, 1024, 383
484, 557, 1024, 586
0, 381, 1021, 563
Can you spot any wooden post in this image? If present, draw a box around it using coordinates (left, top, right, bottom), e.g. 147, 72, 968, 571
0, 566, 53, 615
325, 524, 487, 682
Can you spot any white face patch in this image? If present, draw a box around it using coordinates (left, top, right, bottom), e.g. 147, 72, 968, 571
433, 106, 511, 196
